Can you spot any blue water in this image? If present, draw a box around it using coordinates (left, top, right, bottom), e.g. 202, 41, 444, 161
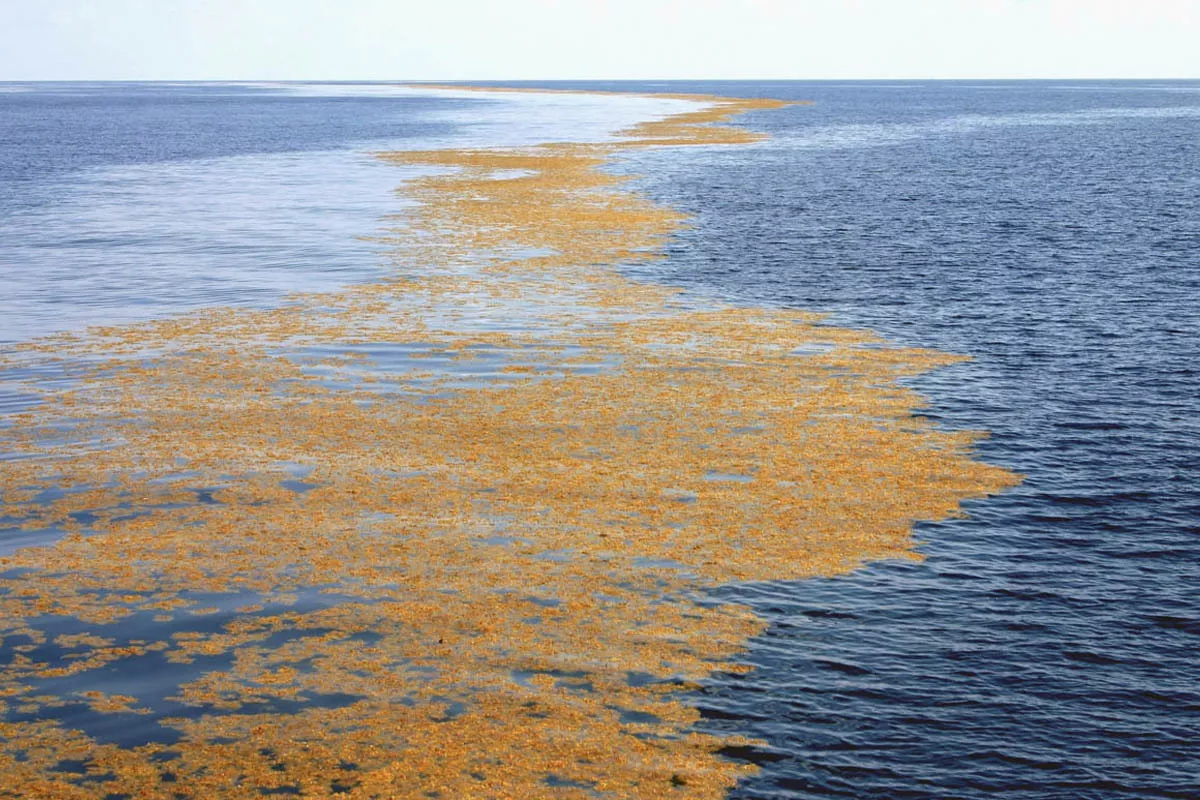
600, 81, 1200, 799
3, 81, 1199, 797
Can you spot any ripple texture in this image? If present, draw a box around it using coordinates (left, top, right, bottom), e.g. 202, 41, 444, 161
610, 80, 1200, 799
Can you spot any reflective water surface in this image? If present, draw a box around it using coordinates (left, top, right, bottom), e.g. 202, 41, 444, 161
0, 82, 695, 342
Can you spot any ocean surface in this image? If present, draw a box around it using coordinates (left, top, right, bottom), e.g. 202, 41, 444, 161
2, 81, 1199, 797
0, 82, 694, 342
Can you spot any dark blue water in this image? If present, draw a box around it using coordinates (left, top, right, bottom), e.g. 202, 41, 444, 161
594, 81, 1200, 799
3, 82, 1199, 797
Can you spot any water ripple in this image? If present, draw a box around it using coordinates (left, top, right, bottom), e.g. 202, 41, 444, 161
615, 80, 1200, 798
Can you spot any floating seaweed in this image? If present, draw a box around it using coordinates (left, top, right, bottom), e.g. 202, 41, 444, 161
0, 88, 1019, 799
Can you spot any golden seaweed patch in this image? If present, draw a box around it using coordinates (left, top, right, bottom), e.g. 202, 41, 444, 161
0, 87, 1019, 799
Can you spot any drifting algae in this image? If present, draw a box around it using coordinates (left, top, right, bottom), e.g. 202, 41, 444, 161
0, 88, 1019, 798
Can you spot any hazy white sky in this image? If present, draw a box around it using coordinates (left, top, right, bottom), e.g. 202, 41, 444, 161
1, 0, 1198, 81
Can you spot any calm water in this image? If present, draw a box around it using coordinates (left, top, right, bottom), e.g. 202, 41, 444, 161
2, 81, 1199, 797
0, 82, 693, 342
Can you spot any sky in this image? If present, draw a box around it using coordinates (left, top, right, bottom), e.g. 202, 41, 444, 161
1, 0, 1198, 81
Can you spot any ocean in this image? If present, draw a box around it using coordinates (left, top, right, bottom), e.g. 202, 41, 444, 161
1, 80, 1198, 798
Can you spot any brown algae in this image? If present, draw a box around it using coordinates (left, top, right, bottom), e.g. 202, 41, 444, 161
0, 88, 1019, 799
